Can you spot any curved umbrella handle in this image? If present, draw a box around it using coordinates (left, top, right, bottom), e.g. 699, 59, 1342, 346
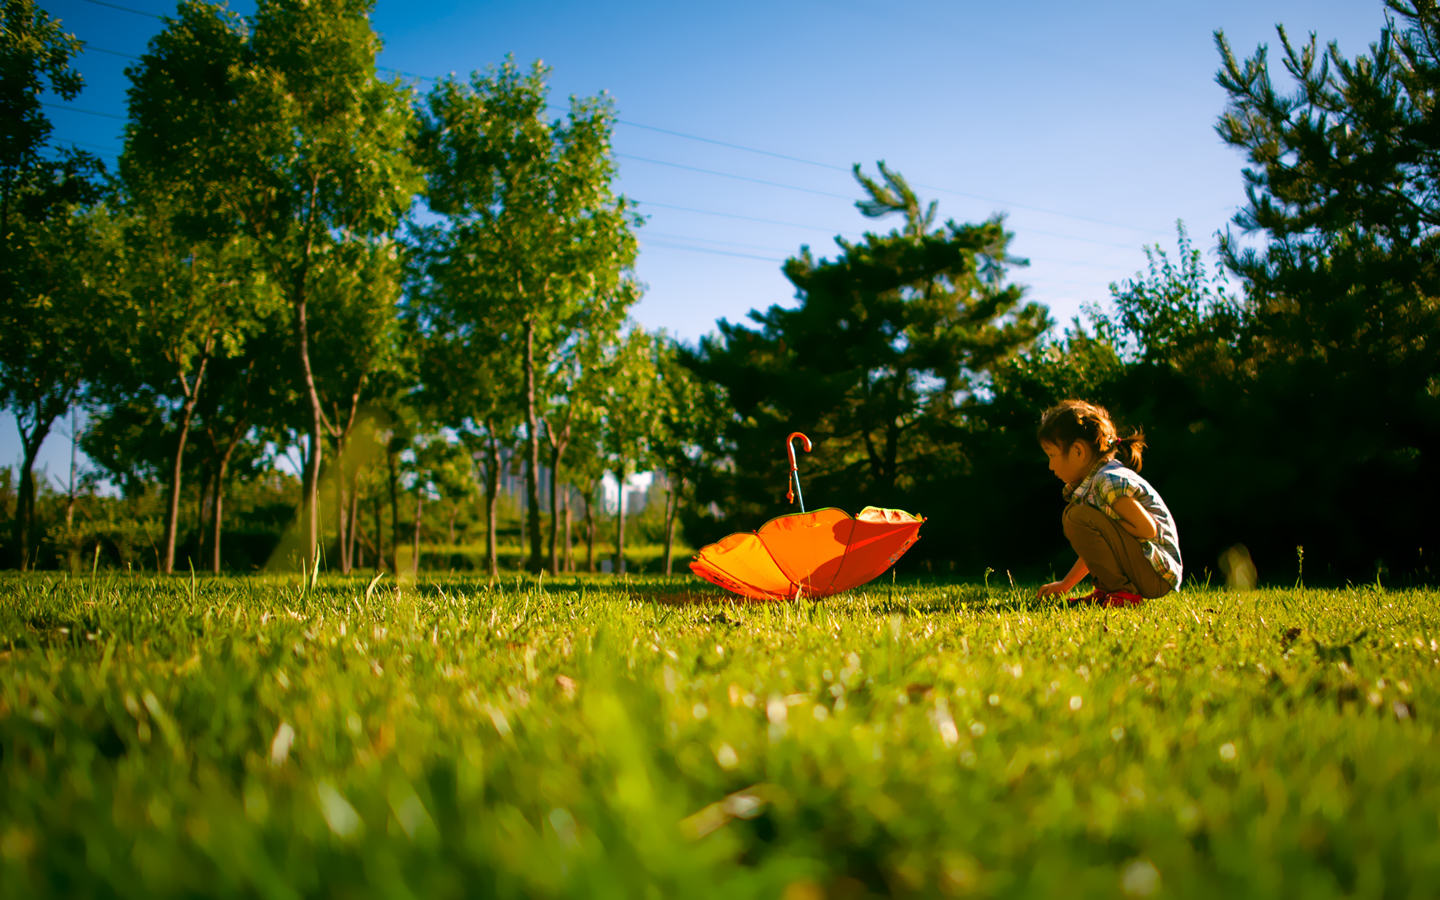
785, 432, 812, 511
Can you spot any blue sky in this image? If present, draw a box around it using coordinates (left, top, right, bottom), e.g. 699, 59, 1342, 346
15, 0, 1388, 480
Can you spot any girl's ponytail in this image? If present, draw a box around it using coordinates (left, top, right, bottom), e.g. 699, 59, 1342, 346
1114, 428, 1146, 472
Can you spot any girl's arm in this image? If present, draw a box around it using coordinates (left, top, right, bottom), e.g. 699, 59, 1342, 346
1038, 557, 1089, 597
1111, 496, 1158, 541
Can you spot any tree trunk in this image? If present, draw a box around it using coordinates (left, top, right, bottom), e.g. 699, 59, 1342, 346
12, 419, 51, 572
522, 318, 543, 572
547, 441, 568, 575
64, 408, 77, 531
387, 450, 400, 574
161, 364, 207, 575
373, 494, 384, 573
585, 484, 597, 573
411, 491, 423, 577
205, 415, 246, 575
210, 451, 231, 575
484, 432, 500, 579
294, 292, 324, 575
196, 462, 214, 570
334, 436, 349, 574
64, 410, 79, 572
347, 466, 360, 572
518, 460, 527, 567
614, 459, 628, 574
663, 475, 682, 576
563, 485, 573, 573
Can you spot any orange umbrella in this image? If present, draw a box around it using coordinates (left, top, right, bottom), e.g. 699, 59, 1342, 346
689, 433, 925, 601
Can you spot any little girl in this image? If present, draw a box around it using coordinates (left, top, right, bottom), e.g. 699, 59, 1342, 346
1035, 400, 1182, 606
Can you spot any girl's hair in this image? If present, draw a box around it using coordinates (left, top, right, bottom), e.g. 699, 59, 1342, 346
1037, 399, 1147, 471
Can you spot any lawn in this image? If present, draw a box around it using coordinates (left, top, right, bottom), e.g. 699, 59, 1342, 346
1, 572, 1437, 898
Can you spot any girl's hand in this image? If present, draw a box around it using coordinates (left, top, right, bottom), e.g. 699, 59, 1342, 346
1038, 558, 1088, 598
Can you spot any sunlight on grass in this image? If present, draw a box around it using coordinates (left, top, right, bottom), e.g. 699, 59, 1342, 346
1, 573, 1437, 897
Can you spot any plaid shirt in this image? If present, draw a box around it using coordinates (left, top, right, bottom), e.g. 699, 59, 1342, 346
1065, 459, 1183, 590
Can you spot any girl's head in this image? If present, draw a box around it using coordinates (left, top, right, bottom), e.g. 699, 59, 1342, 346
1037, 400, 1146, 484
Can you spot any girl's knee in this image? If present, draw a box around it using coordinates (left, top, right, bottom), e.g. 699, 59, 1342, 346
1142, 581, 1174, 601
1062, 503, 1103, 535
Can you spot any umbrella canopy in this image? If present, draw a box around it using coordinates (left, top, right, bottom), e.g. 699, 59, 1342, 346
689, 432, 925, 601
689, 505, 924, 601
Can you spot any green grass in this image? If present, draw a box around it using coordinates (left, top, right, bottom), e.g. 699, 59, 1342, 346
1, 572, 1437, 898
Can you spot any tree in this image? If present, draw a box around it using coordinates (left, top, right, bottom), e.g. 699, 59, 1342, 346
598, 328, 656, 574
1086, 223, 1245, 375
650, 334, 728, 575
306, 238, 407, 574
125, 0, 421, 574
193, 323, 287, 572
408, 222, 522, 579
401, 435, 445, 575
0, 0, 109, 569
97, 196, 272, 574
1213, 2, 1440, 576
539, 320, 629, 575
409, 434, 475, 569
688, 162, 1048, 527
560, 393, 608, 574
415, 58, 640, 572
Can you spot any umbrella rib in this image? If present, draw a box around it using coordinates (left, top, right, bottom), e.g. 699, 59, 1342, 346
820, 521, 858, 597
694, 534, 793, 601
755, 537, 802, 600
699, 557, 781, 601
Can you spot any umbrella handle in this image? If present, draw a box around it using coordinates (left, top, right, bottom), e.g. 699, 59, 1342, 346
785, 432, 812, 511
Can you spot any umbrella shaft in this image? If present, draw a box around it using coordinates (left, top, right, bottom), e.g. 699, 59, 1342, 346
791, 471, 806, 513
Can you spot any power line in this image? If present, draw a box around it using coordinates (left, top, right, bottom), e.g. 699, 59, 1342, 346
639, 239, 784, 263
36, 113, 1147, 269
1010, 227, 1137, 250
70, 8, 1164, 241
641, 230, 795, 254
618, 119, 849, 173
66, 14, 1165, 245
85, 45, 142, 61
79, 0, 162, 18
634, 200, 861, 236
53, 137, 122, 154
41, 102, 125, 120
914, 181, 1168, 236
1022, 253, 1137, 271
327, 66, 1169, 238
69, 0, 1170, 239
617, 154, 853, 200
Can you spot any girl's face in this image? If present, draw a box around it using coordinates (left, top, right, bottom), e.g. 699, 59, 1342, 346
1042, 440, 1094, 486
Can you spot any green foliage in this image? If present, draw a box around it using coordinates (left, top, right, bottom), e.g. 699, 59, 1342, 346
0, 0, 109, 569
1214, 1, 1440, 373
652, 334, 729, 492
1, 575, 1438, 896
0, 0, 104, 223
125, 0, 424, 572
599, 329, 659, 487
1088, 222, 1244, 378
1196, 6, 1440, 578
652, 335, 729, 568
413, 57, 641, 572
690, 163, 1049, 534
598, 328, 658, 571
